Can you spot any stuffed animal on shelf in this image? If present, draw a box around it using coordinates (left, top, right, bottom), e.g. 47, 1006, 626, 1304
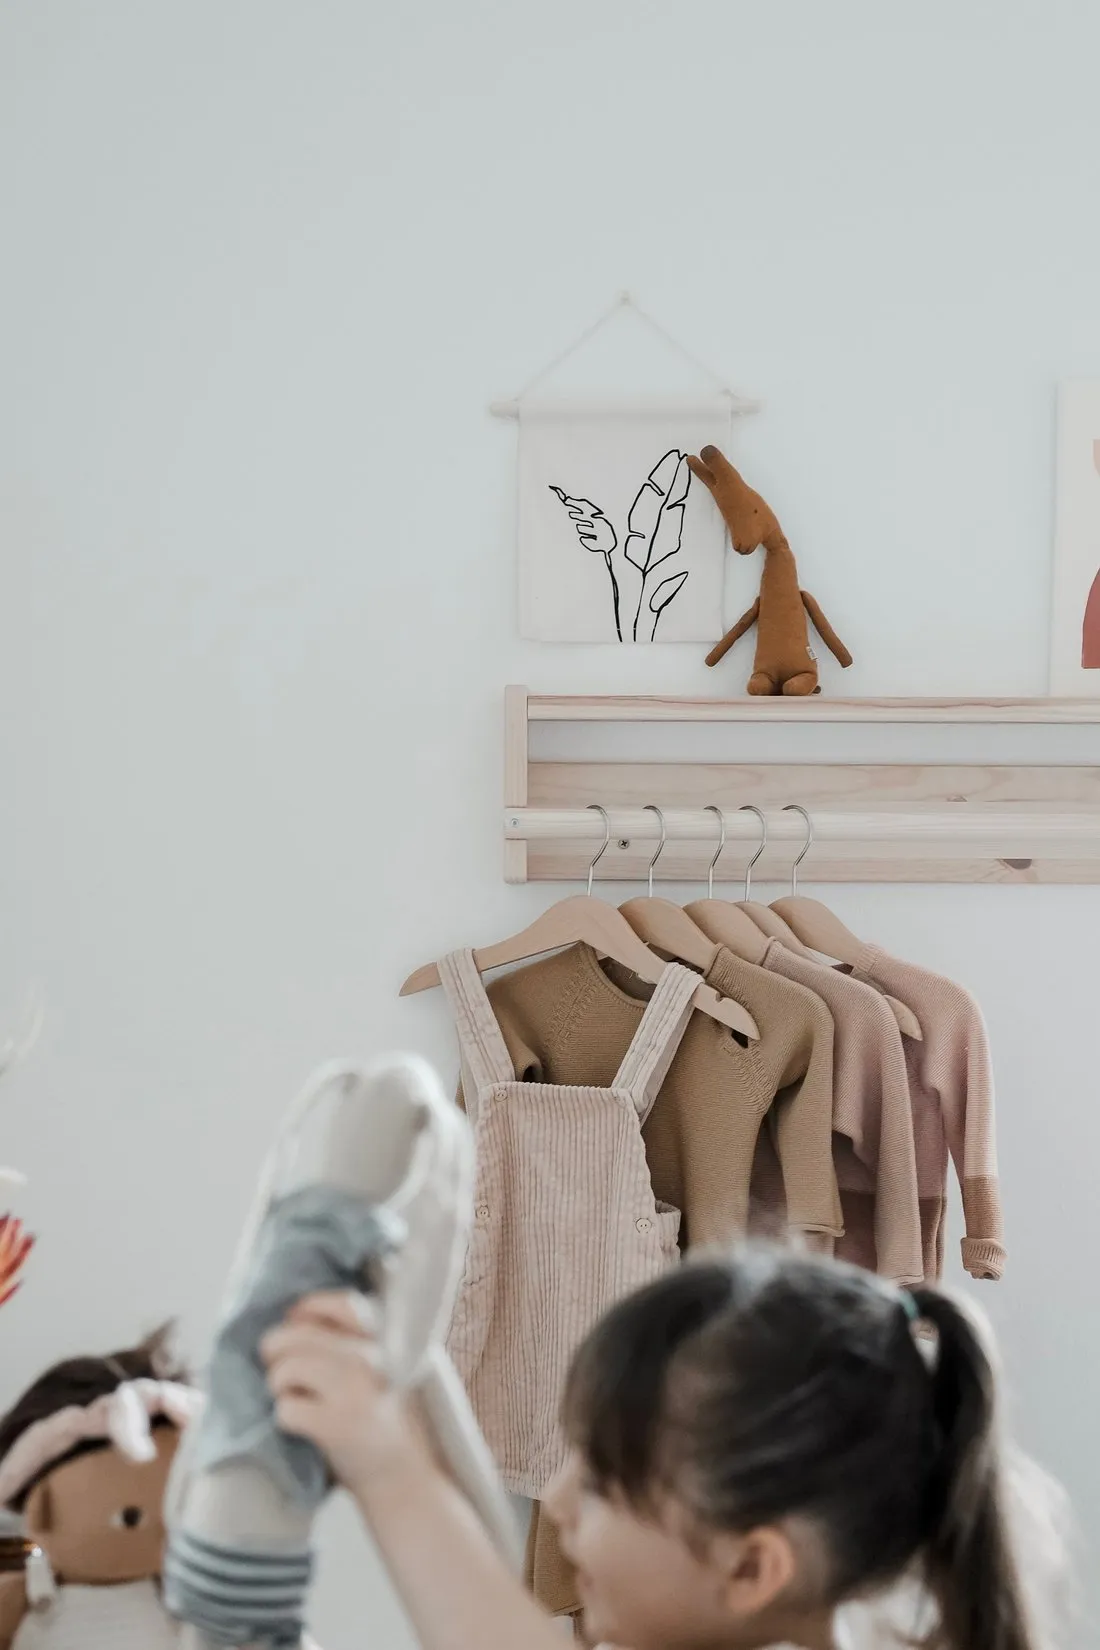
0, 1327, 201, 1650
687, 445, 853, 694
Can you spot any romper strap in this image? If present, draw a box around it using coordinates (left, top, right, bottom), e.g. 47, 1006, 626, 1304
435, 957, 517, 1122
613, 963, 701, 1123
437, 951, 515, 1121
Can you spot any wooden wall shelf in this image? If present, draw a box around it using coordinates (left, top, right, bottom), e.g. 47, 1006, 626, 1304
525, 695, 1100, 724
503, 688, 1100, 886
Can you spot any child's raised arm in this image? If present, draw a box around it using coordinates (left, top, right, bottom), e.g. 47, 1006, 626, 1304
262, 1292, 566, 1650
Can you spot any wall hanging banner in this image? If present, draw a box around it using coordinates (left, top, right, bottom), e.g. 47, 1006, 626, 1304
517, 395, 735, 643
496, 293, 757, 645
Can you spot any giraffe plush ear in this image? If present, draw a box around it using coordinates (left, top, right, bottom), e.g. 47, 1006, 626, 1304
686, 453, 716, 489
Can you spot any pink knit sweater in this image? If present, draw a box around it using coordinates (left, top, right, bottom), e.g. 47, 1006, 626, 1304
849, 946, 1005, 1281
761, 941, 923, 1285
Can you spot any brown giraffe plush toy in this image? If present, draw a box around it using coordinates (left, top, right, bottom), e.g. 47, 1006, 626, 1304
688, 445, 853, 694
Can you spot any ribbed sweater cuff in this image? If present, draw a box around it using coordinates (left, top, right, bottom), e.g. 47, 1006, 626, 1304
961, 1237, 1006, 1280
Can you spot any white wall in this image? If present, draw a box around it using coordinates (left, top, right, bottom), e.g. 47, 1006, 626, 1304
1, 2, 1098, 1643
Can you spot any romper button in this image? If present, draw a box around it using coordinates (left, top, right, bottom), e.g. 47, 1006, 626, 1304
636, 1217, 652, 1234
476, 1204, 490, 1221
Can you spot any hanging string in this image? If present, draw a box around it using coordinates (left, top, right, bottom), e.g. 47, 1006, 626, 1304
492, 292, 759, 416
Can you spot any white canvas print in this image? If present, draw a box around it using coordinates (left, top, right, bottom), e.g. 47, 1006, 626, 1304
1051, 381, 1100, 694
517, 397, 734, 643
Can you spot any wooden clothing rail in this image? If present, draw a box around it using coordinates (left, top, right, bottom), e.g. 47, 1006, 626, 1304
502, 688, 1100, 886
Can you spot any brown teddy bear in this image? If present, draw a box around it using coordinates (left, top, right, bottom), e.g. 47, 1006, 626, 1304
687, 445, 853, 694
0, 1327, 200, 1649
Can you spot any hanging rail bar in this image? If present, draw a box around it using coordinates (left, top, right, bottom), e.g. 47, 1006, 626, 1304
505, 806, 1100, 851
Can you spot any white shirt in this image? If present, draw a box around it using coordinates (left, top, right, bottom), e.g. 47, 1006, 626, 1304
12, 1579, 180, 1650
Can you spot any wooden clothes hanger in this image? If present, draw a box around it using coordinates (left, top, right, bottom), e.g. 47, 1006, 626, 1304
770, 806, 923, 1041
709, 805, 819, 954
621, 804, 756, 965
684, 806, 770, 965
401, 806, 759, 1041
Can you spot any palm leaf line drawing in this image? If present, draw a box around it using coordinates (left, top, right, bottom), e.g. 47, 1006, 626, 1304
622, 449, 691, 639
649, 569, 689, 638
548, 488, 623, 641
549, 448, 693, 643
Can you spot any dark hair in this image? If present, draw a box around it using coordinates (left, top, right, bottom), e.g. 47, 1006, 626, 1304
563, 1249, 1039, 1650
0, 1323, 185, 1510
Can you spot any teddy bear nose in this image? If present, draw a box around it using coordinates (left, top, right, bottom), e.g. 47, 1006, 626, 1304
121, 1506, 142, 1529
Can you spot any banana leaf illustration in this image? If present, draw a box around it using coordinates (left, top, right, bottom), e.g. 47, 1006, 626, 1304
648, 569, 689, 641
549, 487, 623, 640
623, 450, 691, 639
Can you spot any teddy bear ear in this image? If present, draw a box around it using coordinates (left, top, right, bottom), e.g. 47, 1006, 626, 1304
23, 1478, 52, 1533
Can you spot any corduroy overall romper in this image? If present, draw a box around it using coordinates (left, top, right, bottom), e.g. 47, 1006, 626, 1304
438, 949, 700, 1497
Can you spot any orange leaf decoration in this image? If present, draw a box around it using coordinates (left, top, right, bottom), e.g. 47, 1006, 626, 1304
0, 1215, 34, 1308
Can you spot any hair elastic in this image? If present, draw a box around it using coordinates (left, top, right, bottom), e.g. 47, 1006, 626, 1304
900, 1291, 921, 1323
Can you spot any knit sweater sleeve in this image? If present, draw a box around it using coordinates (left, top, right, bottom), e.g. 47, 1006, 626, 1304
857, 949, 1005, 1282
865, 1012, 925, 1286
768, 992, 845, 1244
944, 987, 1005, 1281
705, 950, 843, 1245
831, 978, 923, 1286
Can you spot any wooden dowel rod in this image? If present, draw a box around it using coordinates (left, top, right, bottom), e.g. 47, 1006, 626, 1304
504, 806, 1100, 848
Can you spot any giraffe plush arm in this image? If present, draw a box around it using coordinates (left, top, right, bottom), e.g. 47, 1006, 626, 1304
801, 592, 852, 668
705, 598, 761, 668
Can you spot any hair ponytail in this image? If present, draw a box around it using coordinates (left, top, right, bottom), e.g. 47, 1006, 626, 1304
909, 1287, 1035, 1650
565, 1253, 1065, 1650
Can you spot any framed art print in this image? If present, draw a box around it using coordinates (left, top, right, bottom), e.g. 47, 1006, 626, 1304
1051, 381, 1100, 694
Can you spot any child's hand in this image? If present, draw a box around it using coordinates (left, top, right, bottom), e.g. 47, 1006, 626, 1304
261, 1291, 432, 1500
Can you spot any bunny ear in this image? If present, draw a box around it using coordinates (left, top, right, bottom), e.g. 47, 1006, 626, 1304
108, 1383, 158, 1463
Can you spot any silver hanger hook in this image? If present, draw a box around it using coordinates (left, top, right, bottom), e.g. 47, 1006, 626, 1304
782, 804, 814, 896
585, 804, 611, 897
643, 804, 666, 897
703, 805, 726, 898
738, 805, 767, 901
